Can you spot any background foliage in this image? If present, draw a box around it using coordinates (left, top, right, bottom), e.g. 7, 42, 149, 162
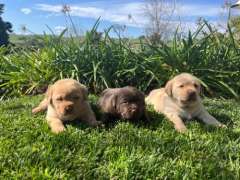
0, 19, 240, 99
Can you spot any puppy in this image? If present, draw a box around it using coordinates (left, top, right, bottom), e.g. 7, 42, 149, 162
98, 86, 149, 123
146, 73, 226, 132
32, 79, 101, 133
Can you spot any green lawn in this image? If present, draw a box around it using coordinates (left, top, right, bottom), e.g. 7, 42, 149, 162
0, 95, 240, 179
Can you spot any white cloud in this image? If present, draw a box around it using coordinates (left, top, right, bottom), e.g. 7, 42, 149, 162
36, 3, 145, 27
35, 2, 226, 31
36, 4, 62, 13
54, 26, 67, 34
177, 4, 221, 17
21, 8, 32, 15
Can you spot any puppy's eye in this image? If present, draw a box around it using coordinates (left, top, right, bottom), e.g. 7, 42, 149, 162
194, 83, 198, 88
73, 96, 80, 100
179, 84, 184, 88
56, 97, 63, 101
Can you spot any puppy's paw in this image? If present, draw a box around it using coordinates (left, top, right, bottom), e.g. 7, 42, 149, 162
92, 121, 104, 128
175, 124, 187, 133
32, 107, 40, 114
51, 124, 66, 134
218, 124, 227, 128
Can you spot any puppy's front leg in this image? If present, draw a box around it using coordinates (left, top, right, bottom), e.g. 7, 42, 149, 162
47, 117, 65, 133
198, 110, 226, 128
32, 98, 48, 114
165, 113, 187, 133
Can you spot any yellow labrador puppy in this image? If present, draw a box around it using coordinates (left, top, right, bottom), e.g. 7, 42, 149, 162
32, 79, 101, 133
146, 73, 226, 132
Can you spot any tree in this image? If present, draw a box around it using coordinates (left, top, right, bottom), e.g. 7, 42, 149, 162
0, 4, 13, 46
143, 0, 177, 44
218, 0, 240, 39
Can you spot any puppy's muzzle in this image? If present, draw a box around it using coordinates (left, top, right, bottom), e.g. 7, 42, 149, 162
130, 105, 137, 113
64, 104, 74, 114
123, 105, 141, 120
187, 90, 197, 101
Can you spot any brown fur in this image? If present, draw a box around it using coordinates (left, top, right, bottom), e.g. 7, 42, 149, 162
146, 73, 226, 132
98, 86, 149, 122
32, 79, 101, 133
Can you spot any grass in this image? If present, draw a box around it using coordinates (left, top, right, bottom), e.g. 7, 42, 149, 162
0, 95, 240, 179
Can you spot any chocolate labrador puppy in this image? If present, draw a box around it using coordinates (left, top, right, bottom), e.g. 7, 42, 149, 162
98, 86, 149, 123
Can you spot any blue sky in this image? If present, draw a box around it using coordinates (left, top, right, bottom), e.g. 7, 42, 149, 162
0, 0, 237, 37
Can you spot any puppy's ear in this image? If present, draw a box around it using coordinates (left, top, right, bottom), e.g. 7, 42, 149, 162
127, 86, 145, 100
110, 94, 117, 113
136, 90, 145, 104
194, 77, 202, 95
165, 79, 173, 97
197, 81, 203, 96
80, 86, 88, 101
45, 85, 53, 104
100, 91, 117, 114
139, 91, 145, 100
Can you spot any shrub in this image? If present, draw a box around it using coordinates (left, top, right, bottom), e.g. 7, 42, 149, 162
0, 19, 239, 99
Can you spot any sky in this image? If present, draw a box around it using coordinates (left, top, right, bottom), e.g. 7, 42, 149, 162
0, 0, 239, 37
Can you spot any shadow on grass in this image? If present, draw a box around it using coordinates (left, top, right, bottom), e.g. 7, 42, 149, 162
192, 112, 234, 133
212, 113, 234, 127
64, 120, 94, 130
65, 106, 166, 131
66, 101, 165, 131
94, 108, 166, 131
66, 102, 233, 133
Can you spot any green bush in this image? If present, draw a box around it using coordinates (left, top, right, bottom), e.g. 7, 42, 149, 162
149, 21, 240, 98
0, 20, 239, 99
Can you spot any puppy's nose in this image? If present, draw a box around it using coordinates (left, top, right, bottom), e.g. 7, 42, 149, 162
188, 90, 196, 100
65, 105, 74, 114
131, 105, 137, 113
131, 108, 136, 113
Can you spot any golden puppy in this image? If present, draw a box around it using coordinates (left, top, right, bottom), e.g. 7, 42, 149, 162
32, 79, 101, 133
146, 73, 226, 132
